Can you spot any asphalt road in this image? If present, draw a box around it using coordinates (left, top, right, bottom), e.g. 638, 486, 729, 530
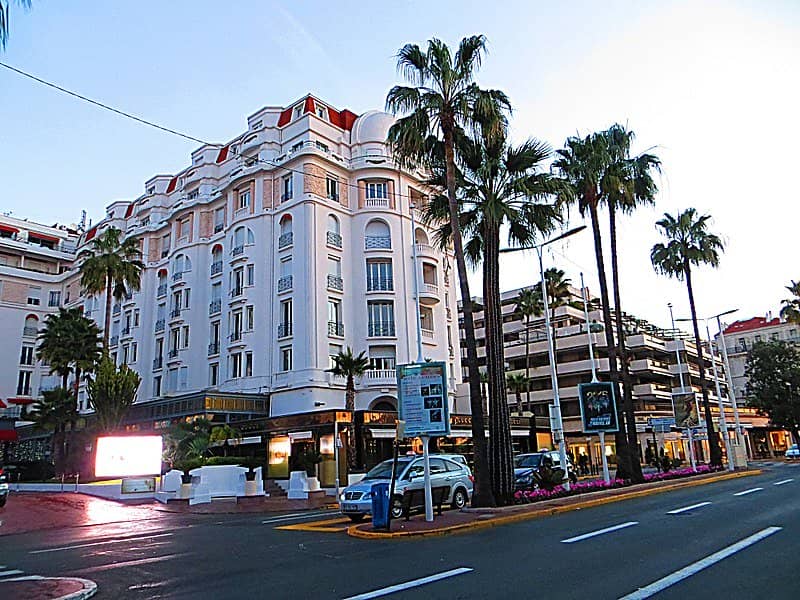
1, 463, 798, 599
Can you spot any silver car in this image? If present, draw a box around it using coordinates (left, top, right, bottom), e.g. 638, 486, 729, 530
339, 456, 473, 522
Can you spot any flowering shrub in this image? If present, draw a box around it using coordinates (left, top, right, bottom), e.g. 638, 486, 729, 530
514, 464, 720, 504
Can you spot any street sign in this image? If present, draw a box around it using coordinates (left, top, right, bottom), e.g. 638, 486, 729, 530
578, 382, 619, 433
396, 362, 450, 437
648, 417, 676, 433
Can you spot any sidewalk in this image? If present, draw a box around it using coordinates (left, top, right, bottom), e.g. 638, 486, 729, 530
348, 468, 760, 539
155, 494, 337, 514
0, 576, 97, 600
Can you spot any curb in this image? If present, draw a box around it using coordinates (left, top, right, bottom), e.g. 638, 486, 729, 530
2, 576, 98, 600
347, 469, 762, 539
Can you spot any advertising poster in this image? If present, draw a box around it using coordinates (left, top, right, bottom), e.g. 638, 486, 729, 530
673, 392, 700, 429
396, 362, 450, 437
578, 382, 619, 433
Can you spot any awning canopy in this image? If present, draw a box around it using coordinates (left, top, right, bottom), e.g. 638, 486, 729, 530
28, 232, 60, 242
368, 428, 396, 439
8, 397, 35, 405
0, 224, 19, 234
0, 429, 19, 441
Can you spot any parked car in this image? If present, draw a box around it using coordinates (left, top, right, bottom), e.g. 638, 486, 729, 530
339, 456, 473, 522
0, 466, 9, 507
514, 451, 578, 490
786, 444, 799, 460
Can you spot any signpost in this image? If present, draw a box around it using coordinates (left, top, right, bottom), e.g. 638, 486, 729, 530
578, 382, 619, 483
397, 362, 449, 522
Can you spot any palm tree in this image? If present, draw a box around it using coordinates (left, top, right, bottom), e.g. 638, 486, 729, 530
514, 287, 542, 408
27, 387, 76, 474
651, 209, 725, 467
535, 268, 573, 351
780, 280, 800, 324
37, 307, 102, 394
386, 35, 509, 507
0, 0, 30, 49
553, 130, 636, 480
329, 348, 369, 472
425, 128, 563, 504
506, 373, 529, 416
79, 227, 144, 349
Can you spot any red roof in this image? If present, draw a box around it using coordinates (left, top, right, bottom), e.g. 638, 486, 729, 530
216, 145, 230, 163
276, 95, 358, 130
165, 177, 178, 194
724, 317, 782, 335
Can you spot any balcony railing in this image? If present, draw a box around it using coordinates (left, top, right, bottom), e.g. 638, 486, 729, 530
211, 261, 223, 276
172, 272, 184, 283
121, 326, 131, 336
365, 197, 390, 208
157, 283, 168, 297
422, 282, 439, 295
22, 326, 38, 337
112, 304, 121, 316
209, 299, 222, 315
326, 231, 342, 248
153, 357, 163, 370
168, 348, 179, 359
367, 277, 394, 292
327, 274, 343, 291
278, 232, 293, 249
232, 245, 244, 257
230, 286, 243, 298
278, 275, 293, 292
421, 327, 435, 339
328, 321, 344, 337
365, 236, 391, 250
170, 308, 182, 319
364, 369, 395, 383
368, 321, 396, 337
110, 335, 119, 347
415, 243, 436, 255
155, 319, 165, 332
278, 323, 293, 338
208, 342, 220, 356
281, 192, 293, 202
229, 331, 243, 343
328, 192, 340, 202
214, 222, 224, 233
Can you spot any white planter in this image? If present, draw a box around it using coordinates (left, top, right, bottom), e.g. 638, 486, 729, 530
245, 480, 258, 496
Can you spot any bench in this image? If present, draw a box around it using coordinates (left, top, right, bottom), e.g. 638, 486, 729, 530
401, 485, 449, 521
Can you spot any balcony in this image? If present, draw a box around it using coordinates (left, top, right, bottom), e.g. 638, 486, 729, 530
214, 222, 224, 234
278, 232, 293, 249
168, 348, 179, 359
326, 231, 342, 248
281, 193, 293, 202
112, 304, 121, 316
368, 321, 396, 337
208, 342, 220, 356
365, 236, 391, 250
367, 277, 394, 292
229, 331, 243, 343
157, 284, 168, 297
421, 327, 434, 339
121, 326, 131, 337
153, 357, 163, 371
210, 261, 223, 276
155, 319, 165, 333
110, 335, 119, 347
365, 197, 390, 209
327, 274, 343, 292
363, 369, 396, 385
328, 321, 344, 337
232, 245, 244, 257
419, 282, 440, 305
170, 308, 182, 319
328, 192, 340, 203
415, 243, 437, 258
277, 275, 293, 293
209, 299, 222, 315
229, 286, 243, 299
22, 326, 38, 338
278, 323, 293, 338
172, 272, 184, 283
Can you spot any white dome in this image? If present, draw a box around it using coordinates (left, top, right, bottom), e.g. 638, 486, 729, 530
351, 110, 396, 145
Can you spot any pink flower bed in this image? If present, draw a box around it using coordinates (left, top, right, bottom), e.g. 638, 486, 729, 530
514, 464, 717, 504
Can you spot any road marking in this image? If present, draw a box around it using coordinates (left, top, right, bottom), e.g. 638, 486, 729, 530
561, 521, 639, 544
774, 479, 793, 486
667, 502, 712, 515
30, 532, 173, 554
261, 510, 334, 525
619, 526, 782, 599
0, 569, 24, 578
276, 516, 353, 532
77, 553, 186, 574
342, 567, 473, 600
733, 487, 764, 496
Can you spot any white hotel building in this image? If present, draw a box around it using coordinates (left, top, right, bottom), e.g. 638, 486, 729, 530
1, 95, 461, 475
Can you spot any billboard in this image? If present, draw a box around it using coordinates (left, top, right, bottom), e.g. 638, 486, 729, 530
95, 436, 163, 477
397, 362, 450, 437
673, 393, 700, 429
578, 382, 619, 433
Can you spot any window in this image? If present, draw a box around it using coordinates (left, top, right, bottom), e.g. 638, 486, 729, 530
246, 264, 255, 286
246, 305, 254, 330
183, 288, 191, 308
245, 352, 253, 377
367, 259, 393, 291
17, 370, 32, 395
209, 363, 219, 386
231, 311, 243, 340
368, 301, 395, 336
133, 309, 140, 327
238, 189, 251, 211
232, 267, 244, 296
48, 290, 61, 307
328, 256, 341, 277
326, 177, 339, 201
365, 219, 391, 249
282, 176, 293, 201
187, 189, 199, 200
369, 346, 396, 371
212, 282, 222, 302
131, 342, 138, 362
167, 368, 178, 392
280, 300, 292, 337
177, 216, 191, 240
153, 376, 162, 397
179, 366, 188, 390
329, 344, 342, 369
316, 104, 328, 119
280, 257, 292, 277
173, 254, 192, 274
161, 233, 171, 257
27, 286, 41, 306
170, 328, 180, 352
281, 346, 293, 371
422, 263, 437, 285
366, 182, 387, 199
210, 321, 220, 345
328, 299, 342, 336
155, 337, 164, 358
293, 104, 303, 119
20, 345, 35, 366
420, 307, 434, 332
230, 352, 243, 378
182, 326, 190, 348
214, 207, 225, 233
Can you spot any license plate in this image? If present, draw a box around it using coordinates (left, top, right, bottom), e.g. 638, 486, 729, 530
341, 503, 358, 512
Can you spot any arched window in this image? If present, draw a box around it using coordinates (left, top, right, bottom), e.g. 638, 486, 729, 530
211, 244, 223, 263
326, 214, 342, 248
157, 269, 168, 285
279, 215, 293, 235
173, 254, 192, 273
279, 215, 293, 249
414, 228, 429, 245
23, 315, 38, 336
365, 219, 391, 250
327, 214, 340, 235
246, 227, 255, 245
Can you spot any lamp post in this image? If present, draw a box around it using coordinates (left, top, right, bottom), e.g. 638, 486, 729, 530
501, 225, 586, 491
668, 303, 696, 471
714, 312, 746, 462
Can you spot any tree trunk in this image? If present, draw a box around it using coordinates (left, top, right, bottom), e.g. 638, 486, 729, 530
103, 273, 113, 350
483, 222, 514, 505
685, 262, 723, 467
345, 377, 358, 471
443, 123, 493, 507
588, 201, 632, 479
608, 204, 644, 482
516, 390, 523, 417
525, 314, 532, 412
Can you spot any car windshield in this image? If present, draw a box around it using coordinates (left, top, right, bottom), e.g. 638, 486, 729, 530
514, 454, 542, 468
362, 458, 412, 480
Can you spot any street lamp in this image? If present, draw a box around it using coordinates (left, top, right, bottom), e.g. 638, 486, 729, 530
668, 303, 696, 471
501, 225, 587, 490
713, 311, 746, 456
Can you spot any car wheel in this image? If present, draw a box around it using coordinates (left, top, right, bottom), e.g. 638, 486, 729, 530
0, 495, 6, 507
390, 496, 404, 519
569, 472, 578, 484
347, 514, 365, 523
451, 487, 468, 510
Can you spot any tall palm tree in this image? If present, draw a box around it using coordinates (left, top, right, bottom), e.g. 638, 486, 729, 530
37, 307, 102, 394
79, 227, 144, 349
506, 373, 529, 416
651, 209, 725, 467
386, 35, 509, 507
780, 280, 800, 324
0, 0, 30, 49
603, 124, 661, 482
27, 387, 76, 474
535, 268, 573, 352
329, 348, 369, 472
425, 128, 563, 504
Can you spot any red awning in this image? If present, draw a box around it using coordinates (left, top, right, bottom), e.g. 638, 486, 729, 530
124, 203, 135, 218
216, 145, 230, 163
0, 224, 19, 234
8, 397, 35, 405
85, 226, 97, 241
0, 430, 19, 442
166, 177, 178, 194
0, 398, 7, 409
29, 232, 60, 242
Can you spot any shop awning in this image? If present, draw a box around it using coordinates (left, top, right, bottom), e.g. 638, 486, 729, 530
29, 232, 60, 242
288, 431, 313, 442
449, 429, 474, 437
368, 428, 396, 439
0, 429, 19, 441
0, 224, 19, 234
8, 397, 35, 405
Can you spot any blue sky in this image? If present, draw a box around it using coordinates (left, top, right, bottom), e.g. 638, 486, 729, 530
1, 0, 798, 329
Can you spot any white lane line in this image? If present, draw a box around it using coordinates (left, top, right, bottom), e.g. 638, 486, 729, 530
342, 567, 473, 600
30, 532, 173, 554
77, 553, 187, 574
261, 511, 334, 525
0, 570, 24, 578
619, 526, 782, 599
561, 521, 639, 544
774, 479, 794, 486
667, 502, 712, 515
733, 487, 764, 497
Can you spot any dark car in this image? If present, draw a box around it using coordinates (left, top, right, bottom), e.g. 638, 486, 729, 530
0, 466, 9, 507
513, 451, 578, 490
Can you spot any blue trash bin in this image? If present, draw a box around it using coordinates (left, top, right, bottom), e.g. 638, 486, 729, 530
370, 482, 390, 529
